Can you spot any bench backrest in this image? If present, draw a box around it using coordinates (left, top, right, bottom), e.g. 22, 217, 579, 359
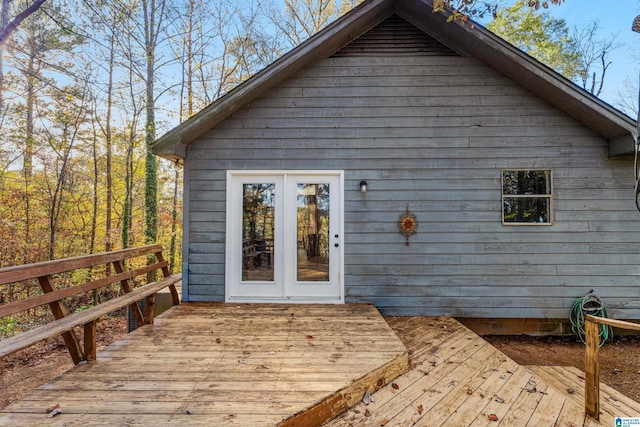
0, 244, 171, 318
0, 244, 180, 364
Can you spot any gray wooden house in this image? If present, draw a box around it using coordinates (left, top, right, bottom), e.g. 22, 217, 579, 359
152, 0, 638, 330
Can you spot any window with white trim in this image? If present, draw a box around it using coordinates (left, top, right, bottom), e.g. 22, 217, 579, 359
502, 170, 552, 225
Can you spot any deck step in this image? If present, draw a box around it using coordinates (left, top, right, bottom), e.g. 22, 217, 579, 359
324, 316, 608, 427
528, 365, 640, 426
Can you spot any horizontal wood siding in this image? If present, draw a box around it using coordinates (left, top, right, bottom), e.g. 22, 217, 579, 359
185, 20, 639, 318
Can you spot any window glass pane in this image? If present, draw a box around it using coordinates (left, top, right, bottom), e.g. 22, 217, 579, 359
503, 170, 551, 195
242, 183, 275, 281
296, 183, 330, 282
503, 197, 551, 223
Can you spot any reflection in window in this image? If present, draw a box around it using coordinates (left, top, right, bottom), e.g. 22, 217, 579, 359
242, 183, 275, 281
296, 183, 330, 282
502, 170, 552, 224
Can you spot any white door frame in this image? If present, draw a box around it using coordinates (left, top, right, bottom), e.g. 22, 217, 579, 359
225, 170, 344, 303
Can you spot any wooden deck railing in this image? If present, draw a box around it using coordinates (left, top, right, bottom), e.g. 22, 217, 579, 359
0, 244, 180, 364
584, 314, 640, 421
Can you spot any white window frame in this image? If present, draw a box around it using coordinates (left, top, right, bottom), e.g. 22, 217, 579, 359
501, 169, 553, 226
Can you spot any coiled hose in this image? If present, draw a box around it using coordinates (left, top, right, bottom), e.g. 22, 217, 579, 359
570, 291, 612, 346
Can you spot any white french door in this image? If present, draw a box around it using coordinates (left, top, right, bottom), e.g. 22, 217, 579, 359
226, 171, 343, 302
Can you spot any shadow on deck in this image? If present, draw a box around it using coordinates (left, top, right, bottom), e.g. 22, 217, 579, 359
1, 304, 638, 426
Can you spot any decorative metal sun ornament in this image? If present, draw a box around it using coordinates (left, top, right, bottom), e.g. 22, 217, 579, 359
398, 204, 418, 246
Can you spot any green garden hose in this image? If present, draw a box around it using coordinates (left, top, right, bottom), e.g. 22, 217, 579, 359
570, 291, 612, 346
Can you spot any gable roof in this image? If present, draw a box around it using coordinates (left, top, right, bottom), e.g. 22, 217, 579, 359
151, 0, 637, 163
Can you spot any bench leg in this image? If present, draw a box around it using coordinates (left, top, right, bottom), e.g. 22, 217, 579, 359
145, 295, 155, 325
38, 275, 84, 365
169, 283, 180, 305
84, 320, 97, 361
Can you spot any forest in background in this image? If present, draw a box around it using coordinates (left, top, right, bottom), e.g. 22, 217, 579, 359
0, 0, 636, 329
0, 0, 365, 273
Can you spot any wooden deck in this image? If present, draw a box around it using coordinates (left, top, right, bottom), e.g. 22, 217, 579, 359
529, 365, 640, 427
3, 307, 639, 426
324, 316, 611, 427
0, 303, 409, 426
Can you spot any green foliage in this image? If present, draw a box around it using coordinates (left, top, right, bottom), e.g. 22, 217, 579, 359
0, 316, 17, 338
487, 0, 582, 81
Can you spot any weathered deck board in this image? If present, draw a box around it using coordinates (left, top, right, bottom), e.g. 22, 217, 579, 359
0, 303, 409, 426
529, 365, 640, 426
4, 309, 637, 426
324, 316, 605, 427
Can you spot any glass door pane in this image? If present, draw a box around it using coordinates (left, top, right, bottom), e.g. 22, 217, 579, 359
296, 183, 330, 282
242, 183, 275, 282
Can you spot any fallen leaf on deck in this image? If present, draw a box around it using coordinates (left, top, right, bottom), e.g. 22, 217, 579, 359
186, 409, 195, 415
567, 388, 575, 394
524, 378, 537, 392
364, 409, 371, 417
494, 395, 505, 403
45, 404, 60, 413
488, 413, 498, 421
215, 338, 221, 344
417, 404, 424, 414
380, 419, 389, 426
392, 383, 399, 390
306, 335, 314, 339
47, 408, 63, 418
362, 390, 373, 405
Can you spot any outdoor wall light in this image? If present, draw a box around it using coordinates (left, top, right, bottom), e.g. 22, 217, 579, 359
359, 180, 368, 193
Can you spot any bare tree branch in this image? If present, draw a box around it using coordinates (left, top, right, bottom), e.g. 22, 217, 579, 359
0, 0, 48, 46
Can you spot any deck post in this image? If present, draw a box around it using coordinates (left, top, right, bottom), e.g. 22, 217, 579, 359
155, 250, 180, 305
112, 260, 146, 328
584, 319, 600, 421
145, 295, 155, 324
84, 320, 97, 361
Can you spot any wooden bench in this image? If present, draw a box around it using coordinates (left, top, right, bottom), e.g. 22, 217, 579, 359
0, 244, 180, 364
242, 239, 265, 270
